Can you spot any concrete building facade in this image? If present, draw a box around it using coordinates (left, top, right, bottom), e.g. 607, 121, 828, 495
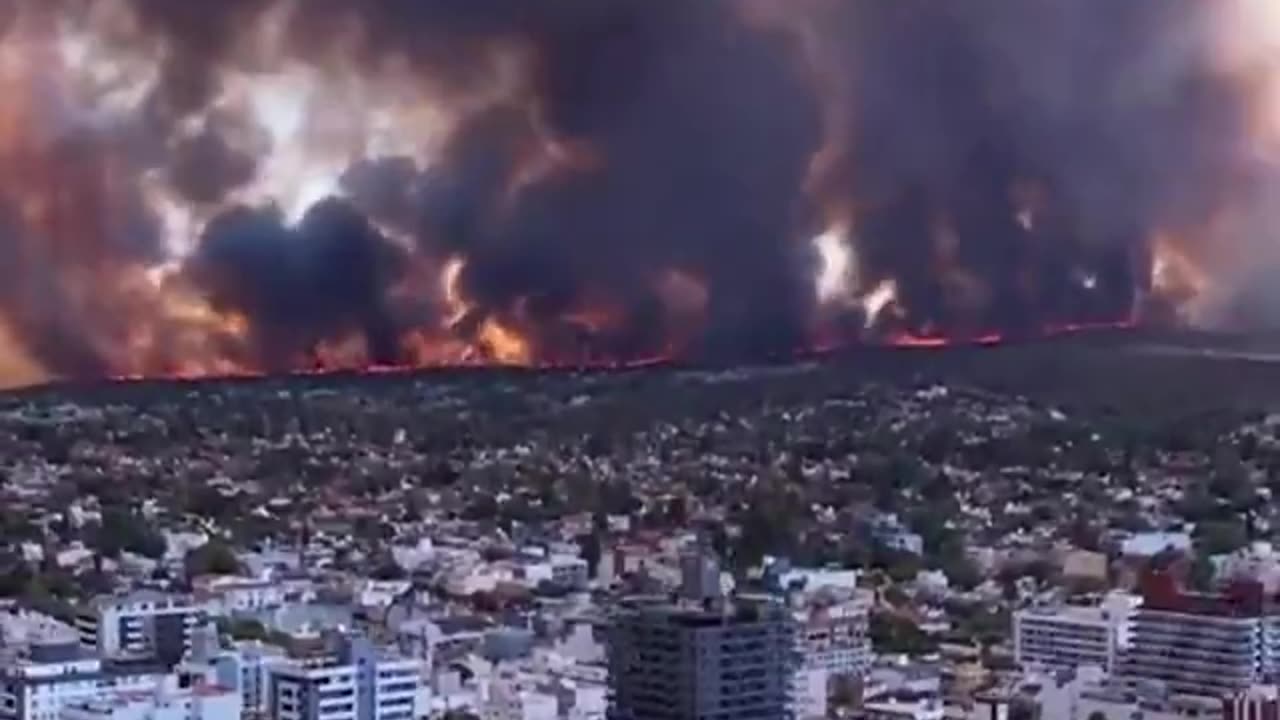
1014, 593, 1138, 674
75, 592, 206, 666
606, 594, 796, 720
268, 633, 424, 720
0, 641, 167, 720
1118, 572, 1280, 698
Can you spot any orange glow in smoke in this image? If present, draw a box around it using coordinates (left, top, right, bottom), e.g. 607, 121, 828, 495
0, 0, 1274, 390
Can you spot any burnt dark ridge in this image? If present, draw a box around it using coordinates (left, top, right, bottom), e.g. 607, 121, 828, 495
6, 322, 1135, 399
7, 325, 1280, 422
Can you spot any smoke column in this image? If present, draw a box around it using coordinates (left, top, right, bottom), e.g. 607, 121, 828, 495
0, 0, 1276, 387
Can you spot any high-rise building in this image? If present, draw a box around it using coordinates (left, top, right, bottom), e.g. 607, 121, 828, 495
606, 552, 795, 720
267, 632, 425, 720
75, 591, 207, 666
231, 641, 289, 719
1117, 572, 1280, 698
1014, 592, 1138, 674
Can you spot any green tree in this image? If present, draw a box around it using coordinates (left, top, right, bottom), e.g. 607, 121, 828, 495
869, 613, 937, 656
942, 554, 982, 591
1189, 553, 1216, 591
371, 557, 406, 581
95, 508, 166, 560
185, 540, 241, 578
0, 552, 32, 598
1195, 518, 1248, 556
578, 532, 602, 578
225, 618, 268, 641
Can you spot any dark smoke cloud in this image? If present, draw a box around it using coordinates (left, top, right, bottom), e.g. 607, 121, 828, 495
817, 0, 1253, 333
192, 199, 404, 367
150, 0, 825, 359
166, 130, 258, 206
126, 0, 275, 116
6, 0, 1272, 379
419, 5, 822, 358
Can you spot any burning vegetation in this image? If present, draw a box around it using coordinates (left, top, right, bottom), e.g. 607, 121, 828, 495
0, 0, 1278, 387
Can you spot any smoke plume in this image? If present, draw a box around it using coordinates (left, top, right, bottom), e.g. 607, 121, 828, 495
0, 0, 1276, 386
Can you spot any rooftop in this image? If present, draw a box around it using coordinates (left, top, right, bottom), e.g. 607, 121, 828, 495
616, 595, 790, 629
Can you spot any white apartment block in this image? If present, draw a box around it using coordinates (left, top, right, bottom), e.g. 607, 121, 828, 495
1117, 607, 1263, 697
272, 661, 357, 720
372, 660, 420, 720
268, 634, 425, 720
791, 596, 872, 720
1014, 593, 1137, 675
75, 592, 206, 665
0, 643, 171, 720
797, 598, 873, 677
230, 642, 287, 718
1115, 573, 1280, 698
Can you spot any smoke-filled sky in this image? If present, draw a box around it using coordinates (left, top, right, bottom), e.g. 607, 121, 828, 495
0, 0, 1277, 387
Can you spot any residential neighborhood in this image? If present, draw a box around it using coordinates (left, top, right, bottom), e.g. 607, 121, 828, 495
0, 361, 1278, 720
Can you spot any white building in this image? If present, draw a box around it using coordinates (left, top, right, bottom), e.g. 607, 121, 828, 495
766, 558, 859, 596
1014, 592, 1138, 674
555, 681, 604, 720
549, 556, 589, 591
792, 668, 828, 720
268, 633, 425, 720
75, 592, 206, 665
1120, 532, 1192, 558
792, 592, 873, 717
1118, 608, 1263, 697
1215, 542, 1280, 594
1116, 574, 1278, 698
227, 642, 287, 718
863, 697, 945, 720
58, 672, 241, 720
510, 554, 589, 592
482, 670, 557, 720
1064, 679, 1223, 720
796, 596, 872, 676
354, 581, 411, 611
0, 642, 168, 720
0, 611, 76, 649
192, 577, 286, 617
272, 660, 356, 720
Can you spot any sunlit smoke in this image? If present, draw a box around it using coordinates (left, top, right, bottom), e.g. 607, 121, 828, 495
0, 0, 1278, 388
861, 280, 900, 331
813, 224, 853, 304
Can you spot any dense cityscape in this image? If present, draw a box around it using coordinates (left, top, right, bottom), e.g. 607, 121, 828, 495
0, 340, 1278, 720
3, 0, 1280, 718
